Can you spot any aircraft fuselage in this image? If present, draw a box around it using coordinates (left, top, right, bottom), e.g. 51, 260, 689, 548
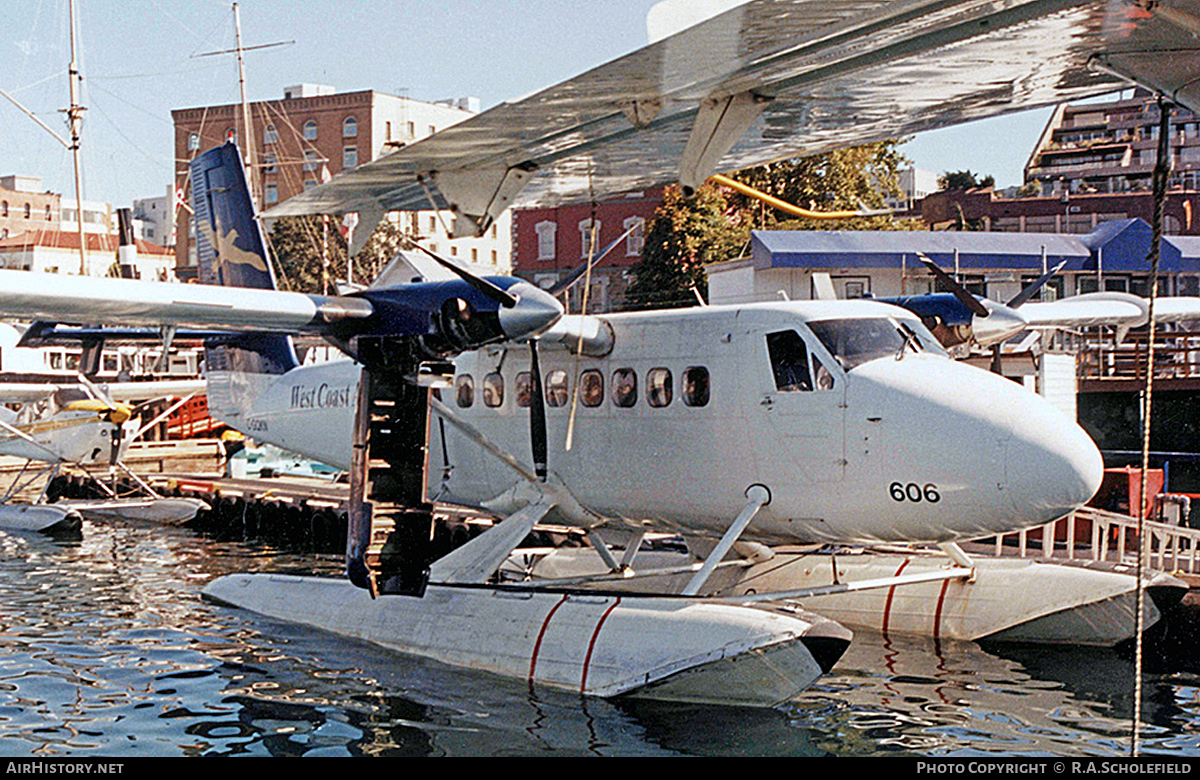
224, 300, 1102, 545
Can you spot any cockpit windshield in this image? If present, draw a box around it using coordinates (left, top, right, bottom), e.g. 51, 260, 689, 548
807, 317, 945, 370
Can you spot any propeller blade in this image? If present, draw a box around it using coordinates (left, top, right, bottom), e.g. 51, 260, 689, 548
1006, 261, 1067, 309
409, 242, 518, 308
528, 340, 548, 482
917, 254, 989, 318
547, 224, 637, 298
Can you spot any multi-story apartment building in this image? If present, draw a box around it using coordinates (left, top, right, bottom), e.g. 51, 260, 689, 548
171, 86, 508, 277
1025, 89, 1200, 196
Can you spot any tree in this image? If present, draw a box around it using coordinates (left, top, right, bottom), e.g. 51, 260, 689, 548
267, 215, 347, 294
623, 183, 749, 310
939, 170, 995, 190
267, 215, 414, 294
727, 141, 909, 231
622, 140, 920, 310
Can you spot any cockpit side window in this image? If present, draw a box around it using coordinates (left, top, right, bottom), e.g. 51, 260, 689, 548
812, 354, 835, 390
766, 331, 813, 392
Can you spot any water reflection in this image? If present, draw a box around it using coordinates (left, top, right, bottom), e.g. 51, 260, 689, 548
0, 520, 1198, 756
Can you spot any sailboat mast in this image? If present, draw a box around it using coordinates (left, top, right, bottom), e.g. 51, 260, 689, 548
233, 3, 257, 207
67, 0, 87, 275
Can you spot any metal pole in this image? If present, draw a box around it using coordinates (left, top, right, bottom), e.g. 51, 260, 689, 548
233, 3, 257, 206
67, 0, 87, 276
1133, 93, 1172, 759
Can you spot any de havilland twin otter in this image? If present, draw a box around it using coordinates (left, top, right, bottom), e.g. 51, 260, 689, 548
3, 0, 1200, 703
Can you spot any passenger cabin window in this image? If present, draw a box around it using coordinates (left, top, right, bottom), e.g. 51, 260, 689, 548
455, 375, 474, 408
683, 366, 710, 407
515, 372, 532, 408
580, 369, 604, 407
647, 368, 672, 407
612, 368, 637, 408
545, 370, 569, 407
483, 372, 504, 407
766, 331, 813, 392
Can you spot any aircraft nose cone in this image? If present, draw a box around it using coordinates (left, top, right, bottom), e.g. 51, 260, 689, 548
498, 282, 564, 341
1002, 399, 1103, 522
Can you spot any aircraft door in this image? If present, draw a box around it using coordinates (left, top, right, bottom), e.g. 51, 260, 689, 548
744, 328, 846, 484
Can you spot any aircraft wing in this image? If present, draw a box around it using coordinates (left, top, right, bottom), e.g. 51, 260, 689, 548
1020, 293, 1150, 329
0, 269, 370, 332
1020, 294, 1200, 329
263, 0, 1200, 241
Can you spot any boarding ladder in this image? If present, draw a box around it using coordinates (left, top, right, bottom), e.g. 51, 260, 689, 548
349, 338, 436, 597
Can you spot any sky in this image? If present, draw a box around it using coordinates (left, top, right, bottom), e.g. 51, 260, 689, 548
0, 0, 1074, 209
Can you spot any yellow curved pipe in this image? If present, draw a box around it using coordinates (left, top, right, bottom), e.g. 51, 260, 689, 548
708, 173, 879, 220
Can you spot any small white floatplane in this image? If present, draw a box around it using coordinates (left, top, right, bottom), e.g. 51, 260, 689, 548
4, 0, 1199, 702
0, 377, 209, 533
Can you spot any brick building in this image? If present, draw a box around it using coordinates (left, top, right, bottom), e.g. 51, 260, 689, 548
172, 86, 510, 277
0, 176, 59, 241
512, 188, 663, 312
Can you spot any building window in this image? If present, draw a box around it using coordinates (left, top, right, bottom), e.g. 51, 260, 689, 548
263, 124, 278, 144
1, 201, 7, 217
343, 146, 358, 169
303, 149, 321, 172
406, 121, 415, 138
535, 221, 557, 260
343, 117, 357, 138
44, 205, 51, 221
23, 203, 30, 219
264, 184, 279, 204
304, 180, 318, 191
624, 216, 645, 256
187, 133, 200, 151
578, 218, 601, 257
385, 121, 392, 141
263, 152, 278, 174
303, 120, 318, 141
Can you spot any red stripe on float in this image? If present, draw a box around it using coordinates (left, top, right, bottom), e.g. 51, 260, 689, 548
529, 594, 569, 683
881, 559, 911, 636
580, 597, 621, 694
933, 577, 952, 640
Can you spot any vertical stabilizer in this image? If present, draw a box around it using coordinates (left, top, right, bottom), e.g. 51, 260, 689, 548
191, 143, 298, 429
191, 142, 299, 378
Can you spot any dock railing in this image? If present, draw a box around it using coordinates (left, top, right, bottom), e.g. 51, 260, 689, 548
983, 506, 1200, 575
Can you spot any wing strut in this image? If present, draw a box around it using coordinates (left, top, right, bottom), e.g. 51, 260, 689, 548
679, 90, 771, 196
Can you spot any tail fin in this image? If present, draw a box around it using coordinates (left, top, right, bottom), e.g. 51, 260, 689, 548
191, 142, 299, 377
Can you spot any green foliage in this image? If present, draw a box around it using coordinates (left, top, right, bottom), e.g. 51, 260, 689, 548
623, 183, 749, 310
622, 141, 919, 310
267, 216, 347, 294
267, 216, 413, 294
939, 170, 995, 190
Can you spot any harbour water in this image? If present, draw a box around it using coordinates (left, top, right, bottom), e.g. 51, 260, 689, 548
2, 519, 1199, 757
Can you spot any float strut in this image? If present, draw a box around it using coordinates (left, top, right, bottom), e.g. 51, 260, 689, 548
683, 485, 770, 596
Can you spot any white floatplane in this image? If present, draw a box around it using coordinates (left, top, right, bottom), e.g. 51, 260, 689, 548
4, 0, 1199, 702
0, 378, 209, 533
